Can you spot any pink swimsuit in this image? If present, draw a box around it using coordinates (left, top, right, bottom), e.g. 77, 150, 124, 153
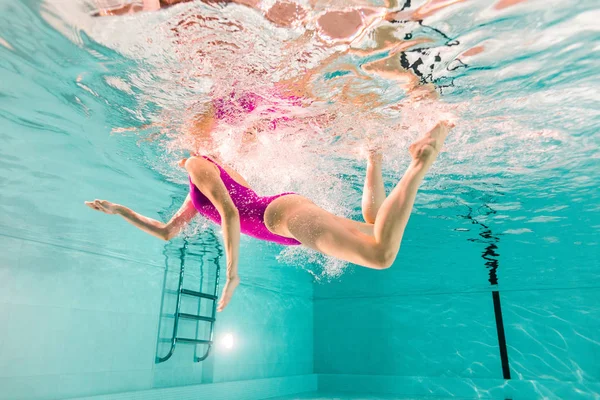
189, 156, 302, 246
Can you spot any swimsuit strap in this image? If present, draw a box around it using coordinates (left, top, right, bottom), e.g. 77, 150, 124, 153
200, 155, 218, 165
200, 155, 229, 176
200, 155, 256, 194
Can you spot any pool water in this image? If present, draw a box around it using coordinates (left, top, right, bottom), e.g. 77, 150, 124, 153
0, 0, 598, 399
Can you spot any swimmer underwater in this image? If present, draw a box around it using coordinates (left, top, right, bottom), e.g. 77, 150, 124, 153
85, 121, 454, 312
87, 0, 456, 311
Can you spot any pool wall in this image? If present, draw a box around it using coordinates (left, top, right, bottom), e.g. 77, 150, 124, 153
0, 200, 313, 400
313, 212, 600, 399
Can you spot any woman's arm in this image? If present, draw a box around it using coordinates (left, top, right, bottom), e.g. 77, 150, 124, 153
84, 195, 198, 241
184, 157, 240, 311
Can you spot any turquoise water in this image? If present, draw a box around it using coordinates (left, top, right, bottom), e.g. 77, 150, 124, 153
0, 0, 599, 399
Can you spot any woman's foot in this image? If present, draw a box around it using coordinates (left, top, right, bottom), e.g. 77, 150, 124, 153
367, 149, 383, 165
409, 120, 454, 163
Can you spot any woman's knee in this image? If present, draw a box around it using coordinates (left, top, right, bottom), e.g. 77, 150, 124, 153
362, 209, 376, 225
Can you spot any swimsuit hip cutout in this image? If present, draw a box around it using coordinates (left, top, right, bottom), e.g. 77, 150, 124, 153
189, 156, 302, 246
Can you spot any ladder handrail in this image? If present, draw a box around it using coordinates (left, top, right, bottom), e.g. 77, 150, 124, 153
195, 251, 220, 362
156, 242, 187, 363
156, 236, 221, 364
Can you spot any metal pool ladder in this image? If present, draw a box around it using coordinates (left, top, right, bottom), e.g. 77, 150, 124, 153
156, 240, 221, 363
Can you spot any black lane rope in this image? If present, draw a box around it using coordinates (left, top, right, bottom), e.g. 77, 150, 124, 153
462, 204, 511, 380
492, 290, 511, 379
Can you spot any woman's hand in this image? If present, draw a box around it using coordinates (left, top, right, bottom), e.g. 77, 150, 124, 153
217, 276, 240, 312
85, 199, 121, 215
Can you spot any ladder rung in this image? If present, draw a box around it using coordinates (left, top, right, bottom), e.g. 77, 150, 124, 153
181, 289, 217, 300
178, 313, 216, 323
177, 337, 212, 345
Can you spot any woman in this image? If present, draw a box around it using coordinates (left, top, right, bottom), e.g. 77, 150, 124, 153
85, 119, 453, 311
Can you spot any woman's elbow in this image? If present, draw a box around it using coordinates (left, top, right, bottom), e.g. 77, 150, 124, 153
160, 227, 175, 241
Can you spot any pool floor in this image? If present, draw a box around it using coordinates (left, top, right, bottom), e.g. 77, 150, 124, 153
265, 393, 467, 400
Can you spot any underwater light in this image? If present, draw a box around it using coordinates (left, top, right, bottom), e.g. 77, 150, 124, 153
222, 333, 234, 349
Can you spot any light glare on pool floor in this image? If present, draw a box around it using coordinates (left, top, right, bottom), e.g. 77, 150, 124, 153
222, 333, 234, 349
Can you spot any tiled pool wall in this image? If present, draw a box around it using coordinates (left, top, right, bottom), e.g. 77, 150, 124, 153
0, 232, 314, 400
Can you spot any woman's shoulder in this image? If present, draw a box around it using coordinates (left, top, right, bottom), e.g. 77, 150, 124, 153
184, 156, 221, 176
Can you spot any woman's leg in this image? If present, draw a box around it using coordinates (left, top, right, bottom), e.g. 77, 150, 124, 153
361, 151, 386, 224
267, 120, 452, 269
